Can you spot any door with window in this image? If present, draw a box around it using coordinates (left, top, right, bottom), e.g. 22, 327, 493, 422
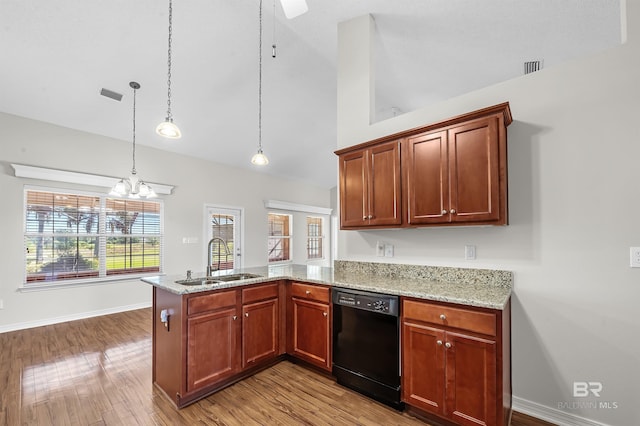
206, 207, 242, 271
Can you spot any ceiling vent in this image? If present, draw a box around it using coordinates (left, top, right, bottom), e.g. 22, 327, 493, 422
524, 60, 543, 75
100, 88, 123, 101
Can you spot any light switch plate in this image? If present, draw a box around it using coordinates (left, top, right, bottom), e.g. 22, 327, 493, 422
384, 244, 394, 257
376, 241, 385, 257
630, 247, 640, 268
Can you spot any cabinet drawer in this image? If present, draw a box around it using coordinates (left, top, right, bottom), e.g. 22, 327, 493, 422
242, 283, 279, 304
403, 299, 496, 336
291, 282, 330, 303
188, 290, 237, 316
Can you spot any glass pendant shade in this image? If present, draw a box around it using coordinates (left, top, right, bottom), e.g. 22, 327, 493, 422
156, 119, 181, 139
251, 149, 269, 166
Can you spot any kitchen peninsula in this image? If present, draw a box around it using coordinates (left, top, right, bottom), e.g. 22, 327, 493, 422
143, 261, 513, 426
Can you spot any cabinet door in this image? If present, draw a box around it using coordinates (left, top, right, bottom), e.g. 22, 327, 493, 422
448, 117, 500, 223
291, 298, 331, 370
402, 321, 446, 415
339, 150, 368, 228
187, 307, 239, 392
242, 298, 278, 368
444, 331, 497, 426
368, 141, 402, 226
405, 130, 449, 224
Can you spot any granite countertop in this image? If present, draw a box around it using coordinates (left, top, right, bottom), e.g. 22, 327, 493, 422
141, 261, 512, 310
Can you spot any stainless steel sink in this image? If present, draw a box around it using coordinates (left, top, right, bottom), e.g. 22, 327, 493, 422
174, 273, 262, 286
214, 273, 262, 282
174, 278, 222, 286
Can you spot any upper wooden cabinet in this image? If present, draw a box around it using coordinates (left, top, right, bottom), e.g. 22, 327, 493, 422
336, 103, 511, 229
339, 140, 402, 228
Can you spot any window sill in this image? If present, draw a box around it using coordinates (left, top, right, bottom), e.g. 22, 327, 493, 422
19, 272, 165, 293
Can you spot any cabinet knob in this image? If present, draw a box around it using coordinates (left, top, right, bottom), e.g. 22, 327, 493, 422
442, 209, 447, 215
436, 340, 443, 346
439, 314, 446, 320
323, 312, 328, 317
244, 312, 249, 317
232, 315, 237, 321
450, 208, 456, 214
305, 290, 311, 295
368, 215, 373, 219
445, 342, 452, 349
363, 216, 367, 220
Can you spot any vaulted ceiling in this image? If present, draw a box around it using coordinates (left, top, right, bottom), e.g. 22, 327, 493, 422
0, 1, 622, 189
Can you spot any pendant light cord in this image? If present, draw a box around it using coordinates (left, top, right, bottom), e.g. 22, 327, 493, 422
166, 0, 174, 121
258, 0, 263, 151
131, 84, 138, 175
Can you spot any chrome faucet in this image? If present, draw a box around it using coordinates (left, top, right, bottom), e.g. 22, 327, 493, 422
206, 237, 231, 276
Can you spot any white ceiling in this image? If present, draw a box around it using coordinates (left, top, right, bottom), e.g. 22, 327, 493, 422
0, 0, 621, 189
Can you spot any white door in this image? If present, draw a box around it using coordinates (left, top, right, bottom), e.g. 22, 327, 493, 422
205, 206, 243, 271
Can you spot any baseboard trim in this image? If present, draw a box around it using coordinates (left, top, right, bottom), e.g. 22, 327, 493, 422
0, 302, 151, 334
513, 396, 612, 426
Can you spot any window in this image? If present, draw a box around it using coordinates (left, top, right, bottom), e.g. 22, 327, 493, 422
209, 212, 235, 271
24, 188, 162, 285
306, 216, 324, 260
268, 213, 291, 263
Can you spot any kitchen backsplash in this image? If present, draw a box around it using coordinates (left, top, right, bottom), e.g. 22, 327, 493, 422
334, 260, 512, 288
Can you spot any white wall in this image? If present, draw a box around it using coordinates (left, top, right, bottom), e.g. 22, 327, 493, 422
336, 6, 639, 426
0, 113, 330, 331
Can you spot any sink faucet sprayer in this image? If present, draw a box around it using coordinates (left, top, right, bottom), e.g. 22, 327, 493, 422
207, 237, 231, 276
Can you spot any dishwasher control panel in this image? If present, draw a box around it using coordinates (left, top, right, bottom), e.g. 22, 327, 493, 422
333, 288, 399, 316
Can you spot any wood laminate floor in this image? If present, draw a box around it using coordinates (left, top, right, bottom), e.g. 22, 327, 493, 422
0, 309, 555, 426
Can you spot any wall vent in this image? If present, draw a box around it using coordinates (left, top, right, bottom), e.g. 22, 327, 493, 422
524, 60, 543, 75
100, 88, 123, 101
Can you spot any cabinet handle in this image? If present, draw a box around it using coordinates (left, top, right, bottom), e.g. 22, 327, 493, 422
439, 314, 446, 320
305, 290, 311, 295
445, 342, 452, 349
442, 209, 447, 215
244, 312, 249, 318
436, 340, 443, 346
363, 216, 367, 220
323, 312, 328, 317
450, 208, 456, 214
232, 315, 237, 321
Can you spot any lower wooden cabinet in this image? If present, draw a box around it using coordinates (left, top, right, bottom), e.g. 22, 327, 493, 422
187, 305, 239, 392
402, 298, 511, 426
288, 282, 331, 371
242, 284, 280, 368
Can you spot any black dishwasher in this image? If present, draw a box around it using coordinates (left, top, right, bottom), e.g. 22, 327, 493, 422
332, 287, 403, 410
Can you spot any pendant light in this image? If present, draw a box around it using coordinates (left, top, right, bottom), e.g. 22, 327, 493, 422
110, 82, 157, 199
156, 0, 181, 139
251, 0, 269, 166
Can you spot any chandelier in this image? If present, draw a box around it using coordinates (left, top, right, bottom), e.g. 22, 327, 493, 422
110, 82, 157, 199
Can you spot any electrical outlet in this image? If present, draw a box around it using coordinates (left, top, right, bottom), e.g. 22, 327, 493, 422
465, 245, 477, 260
384, 244, 394, 257
376, 241, 385, 257
630, 247, 640, 268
